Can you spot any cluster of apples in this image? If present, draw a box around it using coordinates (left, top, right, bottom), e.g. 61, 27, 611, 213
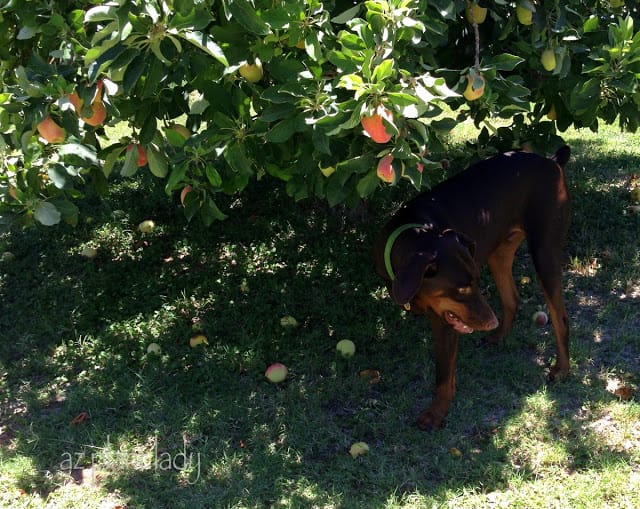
462, 1, 558, 105
36, 81, 108, 144
358, 106, 399, 183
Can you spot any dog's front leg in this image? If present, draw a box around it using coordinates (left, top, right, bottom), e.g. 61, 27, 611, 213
417, 313, 459, 430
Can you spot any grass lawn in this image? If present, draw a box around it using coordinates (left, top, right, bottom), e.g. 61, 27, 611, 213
1, 124, 639, 508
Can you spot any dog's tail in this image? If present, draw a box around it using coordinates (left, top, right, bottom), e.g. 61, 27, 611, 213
552, 145, 571, 168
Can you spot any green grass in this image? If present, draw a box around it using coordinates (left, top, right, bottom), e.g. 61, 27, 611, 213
1, 124, 639, 508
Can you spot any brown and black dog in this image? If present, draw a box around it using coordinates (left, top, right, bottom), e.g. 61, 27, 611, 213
374, 146, 571, 430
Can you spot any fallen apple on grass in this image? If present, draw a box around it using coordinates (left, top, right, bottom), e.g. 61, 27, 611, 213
532, 310, 548, 326
1, 251, 15, 263
265, 363, 288, 383
280, 315, 298, 327
349, 442, 370, 458
336, 339, 356, 358
138, 220, 155, 233
80, 246, 98, 259
147, 343, 162, 354
189, 334, 209, 347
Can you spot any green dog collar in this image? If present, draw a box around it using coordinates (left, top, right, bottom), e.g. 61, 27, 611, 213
383, 223, 424, 281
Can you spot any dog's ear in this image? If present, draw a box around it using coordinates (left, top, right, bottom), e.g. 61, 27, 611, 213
391, 251, 437, 305
455, 231, 476, 257
443, 229, 476, 257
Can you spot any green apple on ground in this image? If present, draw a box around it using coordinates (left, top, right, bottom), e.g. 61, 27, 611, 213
189, 334, 209, 347
147, 343, 162, 354
80, 246, 98, 259
630, 188, 640, 202
349, 442, 370, 458
265, 363, 288, 383
138, 219, 155, 233
1, 251, 15, 262
336, 339, 356, 358
280, 315, 298, 327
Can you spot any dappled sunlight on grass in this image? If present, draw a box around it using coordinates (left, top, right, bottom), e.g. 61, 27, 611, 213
1, 128, 639, 507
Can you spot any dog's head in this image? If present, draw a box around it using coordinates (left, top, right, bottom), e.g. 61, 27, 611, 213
390, 229, 498, 334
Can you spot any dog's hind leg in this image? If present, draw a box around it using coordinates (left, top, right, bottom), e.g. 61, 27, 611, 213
485, 229, 526, 344
528, 232, 570, 380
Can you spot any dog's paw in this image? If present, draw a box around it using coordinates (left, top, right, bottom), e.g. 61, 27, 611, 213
416, 408, 447, 431
549, 363, 570, 381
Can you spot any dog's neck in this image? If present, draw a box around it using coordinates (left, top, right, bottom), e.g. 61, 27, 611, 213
383, 222, 435, 281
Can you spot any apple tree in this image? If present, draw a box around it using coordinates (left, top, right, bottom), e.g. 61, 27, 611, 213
0, 0, 638, 227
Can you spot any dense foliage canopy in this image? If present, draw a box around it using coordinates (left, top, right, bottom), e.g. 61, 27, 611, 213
0, 0, 638, 227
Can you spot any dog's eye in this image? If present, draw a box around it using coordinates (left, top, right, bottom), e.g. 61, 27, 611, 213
457, 286, 473, 295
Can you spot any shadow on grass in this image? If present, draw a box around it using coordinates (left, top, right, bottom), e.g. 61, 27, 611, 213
1, 140, 639, 507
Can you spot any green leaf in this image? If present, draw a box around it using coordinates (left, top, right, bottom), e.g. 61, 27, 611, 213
372, 59, 395, 82
52, 198, 80, 226
265, 116, 298, 143
332, 5, 361, 24
338, 73, 365, 92
201, 195, 227, 225
165, 129, 185, 147
102, 146, 125, 178
583, 15, 599, 33
224, 0, 271, 35
165, 161, 188, 194
123, 54, 147, 93
484, 53, 525, 71
84, 5, 118, 23
205, 165, 222, 187
356, 170, 379, 198
17, 26, 38, 40
224, 143, 252, 175
33, 201, 61, 226
180, 30, 228, 66
147, 145, 168, 178
259, 103, 296, 122
326, 175, 350, 207
48, 164, 68, 189
139, 115, 157, 146
121, 145, 139, 177
59, 143, 99, 166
